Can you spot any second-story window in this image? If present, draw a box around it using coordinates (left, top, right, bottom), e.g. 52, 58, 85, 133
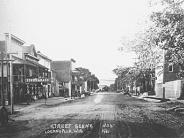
29, 69, 33, 77
168, 64, 173, 72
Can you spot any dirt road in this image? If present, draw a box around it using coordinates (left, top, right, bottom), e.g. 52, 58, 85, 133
1, 92, 184, 138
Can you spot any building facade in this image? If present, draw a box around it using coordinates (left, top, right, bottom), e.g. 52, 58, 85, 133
155, 50, 184, 99
51, 59, 78, 97
0, 33, 51, 105
37, 51, 52, 97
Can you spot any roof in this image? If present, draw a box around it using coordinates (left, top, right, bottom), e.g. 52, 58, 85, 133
12, 55, 48, 69
23, 44, 37, 57
52, 61, 71, 82
25, 59, 48, 69
0, 41, 6, 52
37, 51, 52, 61
5, 33, 25, 45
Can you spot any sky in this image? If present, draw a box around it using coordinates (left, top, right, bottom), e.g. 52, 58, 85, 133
0, 0, 152, 85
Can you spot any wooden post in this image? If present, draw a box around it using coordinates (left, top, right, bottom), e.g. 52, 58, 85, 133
10, 54, 13, 114
1, 52, 4, 106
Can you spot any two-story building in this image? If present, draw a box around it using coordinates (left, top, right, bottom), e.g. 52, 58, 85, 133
155, 50, 184, 99
0, 33, 51, 104
51, 59, 78, 97
37, 51, 52, 97
0, 33, 26, 105
22, 45, 50, 101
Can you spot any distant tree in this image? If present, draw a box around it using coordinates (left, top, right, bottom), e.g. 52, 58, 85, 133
113, 66, 154, 92
75, 67, 91, 81
113, 66, 137, 91
109, 84, 115, 91
75, 67, 99, 90
87, 74, 99, 90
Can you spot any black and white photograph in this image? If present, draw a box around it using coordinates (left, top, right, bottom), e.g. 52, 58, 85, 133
0, 0, 184, 138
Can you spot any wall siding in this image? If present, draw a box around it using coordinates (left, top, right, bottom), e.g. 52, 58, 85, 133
155, 83, 163, 98
165, 80, 181, 99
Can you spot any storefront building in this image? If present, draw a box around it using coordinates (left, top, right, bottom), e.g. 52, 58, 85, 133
51, 59, 76, 97
0, 33, 51, 105
37, 51, 52, 97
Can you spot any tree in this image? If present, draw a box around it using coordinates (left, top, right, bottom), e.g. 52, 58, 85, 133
113, 66, 137, 91
75, 67, 91, 87
130, 27, 163, 70
113, 66, 155, 93
121, 0, 184, 77
109, 84, 116, 91
87, 74, 99, 90
151, 0, 184, 60
75, 67, 99, 90
149, 0, 184, 78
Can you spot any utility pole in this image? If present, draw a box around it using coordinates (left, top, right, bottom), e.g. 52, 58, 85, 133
116, 78, 118, 91
1, 51, 5, 106
69, 61, 72, 98
9, 53, 16, 114
0, 52, 14, 107
162, 49, 166, 99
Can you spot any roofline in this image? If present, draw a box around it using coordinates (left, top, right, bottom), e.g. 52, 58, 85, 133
4, 33, 25, 44
71, 58, 76, 63
37, 52, 52, 61
24, 53, 39, 61
52, 59, 75, 63
52, 60, 70, 62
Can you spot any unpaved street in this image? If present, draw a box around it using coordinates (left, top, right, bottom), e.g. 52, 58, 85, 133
1, 92, 184, 138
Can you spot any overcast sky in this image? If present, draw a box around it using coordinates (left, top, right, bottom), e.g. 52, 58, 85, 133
0, 0, 152, 85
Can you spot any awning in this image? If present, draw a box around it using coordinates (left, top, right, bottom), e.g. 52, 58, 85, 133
12, 55, 48, 70
24, 59, 48, 70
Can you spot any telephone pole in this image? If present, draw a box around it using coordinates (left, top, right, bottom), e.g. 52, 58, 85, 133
0, 51, 16, 114
162, 49, 166, 99
1, 51, 5, 106
9, 53, 16, 114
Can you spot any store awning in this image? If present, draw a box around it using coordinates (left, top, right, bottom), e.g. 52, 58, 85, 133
24, 59, 48, 70
12, 55, 48, 70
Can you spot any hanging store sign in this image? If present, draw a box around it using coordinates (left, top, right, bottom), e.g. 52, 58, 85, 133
25, 78, 50, 83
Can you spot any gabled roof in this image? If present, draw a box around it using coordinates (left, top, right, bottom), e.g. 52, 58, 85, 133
37, 51, 52, 61
23, 44, 37, 57
5, 33, 25, 45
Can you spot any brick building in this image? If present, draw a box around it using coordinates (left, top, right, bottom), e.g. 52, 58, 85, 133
155, 50, 184, 99
51, 59, 79, 97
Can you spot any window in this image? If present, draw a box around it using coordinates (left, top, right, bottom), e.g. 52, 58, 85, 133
179, 65, 184, 71
168, 64, 173, 72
